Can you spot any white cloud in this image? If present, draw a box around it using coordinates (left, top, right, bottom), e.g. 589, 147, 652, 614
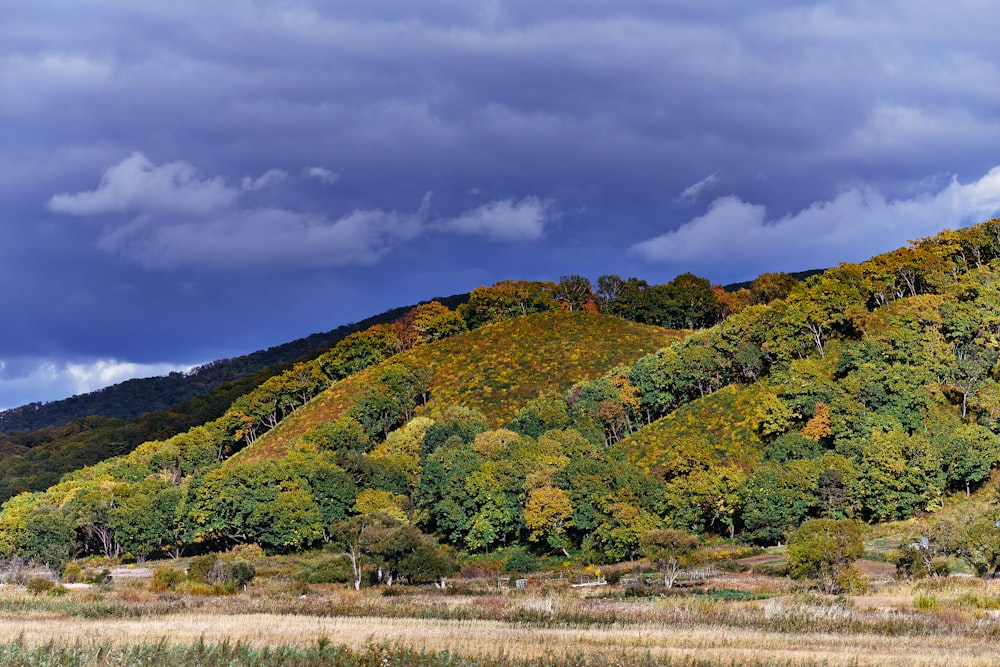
632, 166, 1000, 272
677, 172, 720, 203
51, 154, 551, 271
48, 152, 237, 217
304, 166, 340, 185
435, 196, 555, 241
241, 168, 288, 191
98, 204, 427, 270
0, 357, 194, 411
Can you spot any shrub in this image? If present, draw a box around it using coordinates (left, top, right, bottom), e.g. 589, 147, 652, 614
224, 562, 256, 592
914, 593, 940, 612
929, 557, 951, 577
62, 563, 83, 584
88, 569, 113, 587
187, 554, 219, 584
503, 548, 538, 575
229, 544, 266, 561
295, 556, 352, 584
176, 581, 223, 595
150, 566, 185, 592
787, 518, 865, 594
26, 577, 55, 594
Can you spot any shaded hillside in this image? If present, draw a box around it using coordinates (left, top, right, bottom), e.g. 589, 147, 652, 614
0, 293, 468, 433
238, 310, 684, 462
0, 367, 280, 501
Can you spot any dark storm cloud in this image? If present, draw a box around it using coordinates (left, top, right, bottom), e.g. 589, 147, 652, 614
2, 0, 1000, 407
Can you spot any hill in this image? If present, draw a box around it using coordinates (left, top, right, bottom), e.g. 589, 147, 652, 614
0, 294, 469, 433
8, 223, 1000, 576
237, 310, 684, 462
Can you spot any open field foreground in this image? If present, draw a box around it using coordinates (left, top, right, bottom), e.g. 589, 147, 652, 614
3, 579, 1000, 667
1, 612, 1000, 667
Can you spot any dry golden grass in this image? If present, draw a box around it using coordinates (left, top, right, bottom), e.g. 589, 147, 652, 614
5, 575, 1000, 667
1, 610, 998, 666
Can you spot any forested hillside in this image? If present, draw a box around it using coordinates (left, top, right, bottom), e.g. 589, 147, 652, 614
0, 296, 468, 501
0, 294, 468, 433
7, 221, 1000, 582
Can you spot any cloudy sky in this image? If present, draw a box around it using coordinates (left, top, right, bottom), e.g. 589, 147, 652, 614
2, 1, 1000, 409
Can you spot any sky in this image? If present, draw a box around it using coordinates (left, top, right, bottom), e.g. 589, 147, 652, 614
2, 1, 1000, 409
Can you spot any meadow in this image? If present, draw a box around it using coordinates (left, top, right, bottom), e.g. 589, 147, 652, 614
3, 558, 1000, 667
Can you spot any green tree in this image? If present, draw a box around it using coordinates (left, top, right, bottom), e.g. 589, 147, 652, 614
740, 460, 821, 545
664, 272, 720, 329
787, 518, 865, 593
749, 272, 799, 305
18, 505, 74, 574
189, 461, 323, 551
848, 429, 944, 522
640, 528, 699, 587
109, 480, 183, 561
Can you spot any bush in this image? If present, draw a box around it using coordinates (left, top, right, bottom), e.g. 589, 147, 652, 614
150, 566, 185, 592
787, 518, 865, 594
175, 581, 224, 595
930, 557, 951, 577
62, 563, 83, 584
88, 569, 113, 587
295, 556, 352, 584
187, 554, 219, 584
26, 577, 55, 595
503, 548, 538, 575
229, 544, 266, 561
224, 562, 256, 592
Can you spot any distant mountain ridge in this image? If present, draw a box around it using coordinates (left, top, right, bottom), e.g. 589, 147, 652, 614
722, 268, 825, 292
0, 293, 469, 433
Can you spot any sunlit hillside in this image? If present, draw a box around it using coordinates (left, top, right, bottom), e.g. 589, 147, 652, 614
238, 310, 684, 462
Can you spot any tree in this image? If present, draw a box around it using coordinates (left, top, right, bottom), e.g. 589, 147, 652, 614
958, 515, 1000, 578
640, 528, 699, 587
62, 480, 123, 559
664, 272, 720, 329
189, 461, 323, 551
331, 513, 396, 590
787, 518, 864, 593
524, 486, 574, 556
411, 301, 467, 344
109, 480, 182, 561
367, 523, 457, 586
554, 275, 594, 312
507, 393, 571, 438
740, 460, 820, 545
283, 451, 358, 540
749, 272, 799, 305
848, 429, 944, 522
8, 504, 75, 574
458, 280, 558, 327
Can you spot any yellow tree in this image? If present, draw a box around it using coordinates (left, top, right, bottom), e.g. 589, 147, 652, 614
524, 486, 574, 556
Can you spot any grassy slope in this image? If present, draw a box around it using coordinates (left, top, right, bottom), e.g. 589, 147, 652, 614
239, 311, 684, 462
620, 384, 768, 476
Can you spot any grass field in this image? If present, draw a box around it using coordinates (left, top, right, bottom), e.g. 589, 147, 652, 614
4, 568, 1000, 666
